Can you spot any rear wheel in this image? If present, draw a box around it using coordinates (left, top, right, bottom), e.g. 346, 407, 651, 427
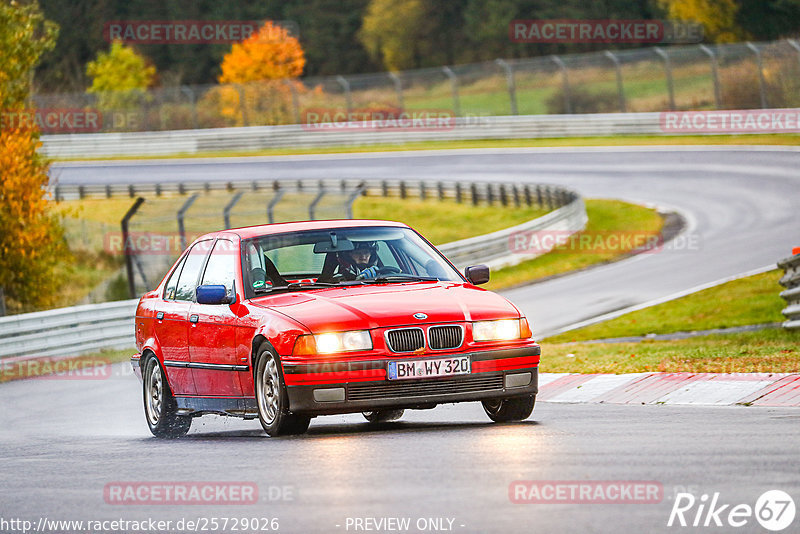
143, 356, 191, 438
362, 409, 405, 423
482, 395, 535, 423
255, 344, 310, 437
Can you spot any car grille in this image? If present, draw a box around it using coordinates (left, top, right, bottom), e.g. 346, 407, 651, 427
428, 325, 463, 350
348, 374, 504, 401
386, 328, 425, 352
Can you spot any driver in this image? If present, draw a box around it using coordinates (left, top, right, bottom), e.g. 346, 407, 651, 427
337, 241, 380, 280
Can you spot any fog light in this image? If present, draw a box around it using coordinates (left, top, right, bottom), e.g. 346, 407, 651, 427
313, 388, 345, 402
505, 372, 531, 388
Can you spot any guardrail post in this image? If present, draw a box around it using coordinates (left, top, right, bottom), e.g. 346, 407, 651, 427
437, 182, 445, 201
512, 185, 520, 207
499, 184, 508, 206
495, 59, 518, 115
177, 193, 199, 251
746, 42, 768, 108
486, 184, 494, 206
128, 184, 135, 198
470, 183, 478, 206
550, 55, 572, 114
121, 197, 146, 299
388, 72, 404, 109
309, 181, 326, 220
442, 67, 461, 117
336, 76, 353, 117
419, 182, 427, 200
654, 48, 675, 110
455, 183, 463, 203
381, 180, 389, 197
700, 45, 722, 110
105, 184, 112, 198
399, 181, 407, 199
345, 182, 366, 219
523, 185, 532, 207
536, 185, 543, 208
180, 85, 198, 129
604, 50, 626, 113
223, 191, 244, 229
267, 184, 285, 224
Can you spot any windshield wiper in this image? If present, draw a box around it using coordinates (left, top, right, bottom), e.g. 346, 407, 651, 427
363, 275, 439, 283
253, 281, 363, 294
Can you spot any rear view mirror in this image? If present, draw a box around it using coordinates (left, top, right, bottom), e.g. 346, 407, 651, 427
464, 265, 490, 285
313, 233, 355, 253
196, 284, 233, 305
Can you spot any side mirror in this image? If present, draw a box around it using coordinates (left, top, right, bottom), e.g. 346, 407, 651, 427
196, 284, 233, 305
464, 265, 490, 285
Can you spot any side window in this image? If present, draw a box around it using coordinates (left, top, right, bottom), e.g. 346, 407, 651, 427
175, 240, 212, 301
201, 239, 235, 291
163, 254, 188, 300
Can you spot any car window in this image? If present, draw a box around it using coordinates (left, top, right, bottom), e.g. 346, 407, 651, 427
174, 240, 213, 301
266, 244, 325, 275
163, 253, 188, 301
201, 239, 235, 291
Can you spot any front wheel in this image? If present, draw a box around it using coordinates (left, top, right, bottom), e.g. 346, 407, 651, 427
143, 356, 191, 438
255, 344, 310, 437
482, 395, 535, 423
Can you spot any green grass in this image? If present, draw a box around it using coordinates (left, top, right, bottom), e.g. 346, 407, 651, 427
546, 270, 786, 343
540, 329, 799, 374
52, 134, 800, 161
485, 199, 664, 291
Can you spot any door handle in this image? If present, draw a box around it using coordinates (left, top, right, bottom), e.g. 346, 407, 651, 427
189, 314, 199, 324
156, 312, 164, 320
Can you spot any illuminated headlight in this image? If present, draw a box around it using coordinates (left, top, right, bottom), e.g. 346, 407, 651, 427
472, 319, 530, 342
314, 330, 373, 354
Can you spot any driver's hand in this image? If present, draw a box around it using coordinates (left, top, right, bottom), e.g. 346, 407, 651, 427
356, 266, 380, 280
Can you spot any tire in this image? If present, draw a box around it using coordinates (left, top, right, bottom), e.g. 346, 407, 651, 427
482, 395, 535, 423
362, 409, 405, 423
254, 343, 311, 437
142, 356, 191, 438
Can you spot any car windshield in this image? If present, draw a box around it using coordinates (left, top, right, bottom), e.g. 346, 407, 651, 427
242, 226, 463, 295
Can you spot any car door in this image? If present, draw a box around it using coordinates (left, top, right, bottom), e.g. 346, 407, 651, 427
188, 238, 243, 397
155, 240, 213, 396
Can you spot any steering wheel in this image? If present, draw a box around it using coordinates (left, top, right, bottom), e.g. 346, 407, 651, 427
376, 266, 401, 275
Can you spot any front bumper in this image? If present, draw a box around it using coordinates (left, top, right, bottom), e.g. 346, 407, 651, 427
285, 346, 539, 415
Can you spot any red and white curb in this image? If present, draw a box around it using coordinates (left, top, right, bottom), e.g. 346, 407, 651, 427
538, 373, 800, 407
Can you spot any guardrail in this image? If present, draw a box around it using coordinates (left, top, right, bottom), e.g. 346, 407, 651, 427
778, 250, 800, 331
1, 183, 585, 360
42, 112, 671, 159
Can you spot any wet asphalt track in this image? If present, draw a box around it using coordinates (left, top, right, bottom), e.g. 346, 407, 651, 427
1, 146, 797, 533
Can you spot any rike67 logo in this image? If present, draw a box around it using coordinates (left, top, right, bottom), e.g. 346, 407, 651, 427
668, 490, 795, 531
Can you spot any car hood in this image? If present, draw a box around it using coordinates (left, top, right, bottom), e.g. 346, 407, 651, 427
250, 282, 520, 332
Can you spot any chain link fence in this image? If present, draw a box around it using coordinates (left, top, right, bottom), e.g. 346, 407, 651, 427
32, 39, 800, 134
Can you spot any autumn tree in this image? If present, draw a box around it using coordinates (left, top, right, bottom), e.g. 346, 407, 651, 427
86, 41, 156, 110
0, 0, 63, 314
658, 0, 743, 42
210, 21, 306, 126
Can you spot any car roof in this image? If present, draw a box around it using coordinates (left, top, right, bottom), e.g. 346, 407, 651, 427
201, 219, 410, 241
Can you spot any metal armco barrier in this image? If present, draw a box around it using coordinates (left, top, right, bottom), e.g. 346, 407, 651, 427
0, 183, 585, 360
42, 112, 672, 159
778, 250, 800, 331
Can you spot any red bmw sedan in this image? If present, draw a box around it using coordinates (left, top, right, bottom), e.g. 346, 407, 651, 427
132, 220, 540, 438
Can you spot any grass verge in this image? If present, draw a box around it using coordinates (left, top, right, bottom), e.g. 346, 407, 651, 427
52, 134, 800, 162
0, 348, 133, 384
546, 270, 786, 343
485, 199, 664, 291
540, 329, 799, 374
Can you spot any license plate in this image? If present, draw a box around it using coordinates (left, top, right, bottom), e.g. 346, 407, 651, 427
387, 356, 471, 381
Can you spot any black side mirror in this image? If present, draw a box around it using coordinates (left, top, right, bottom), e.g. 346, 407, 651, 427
464, 265, 490, 285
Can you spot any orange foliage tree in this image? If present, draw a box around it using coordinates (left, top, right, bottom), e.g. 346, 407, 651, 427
206, 21, 306, 126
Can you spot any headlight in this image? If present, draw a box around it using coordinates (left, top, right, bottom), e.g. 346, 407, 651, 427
472, 319, 531, 341
293, 330, 373, 355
